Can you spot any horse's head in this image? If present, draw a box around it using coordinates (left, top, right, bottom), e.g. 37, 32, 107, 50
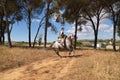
67, 34, 75, 42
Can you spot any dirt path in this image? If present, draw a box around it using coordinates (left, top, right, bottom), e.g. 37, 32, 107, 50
0, 55, 77, 80
0, 50, 119, 80
55, 58, 76, 79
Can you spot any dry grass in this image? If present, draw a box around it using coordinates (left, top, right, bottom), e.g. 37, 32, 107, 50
0, 46, 120, 80
61, 50, 120, 80
0, 46, 56, 71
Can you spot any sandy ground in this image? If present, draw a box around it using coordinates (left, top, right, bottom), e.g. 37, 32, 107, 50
0, 57, 76, 80
0, 50, 120, 80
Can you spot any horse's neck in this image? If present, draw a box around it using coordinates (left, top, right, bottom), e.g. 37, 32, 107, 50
66, 37, 72, 44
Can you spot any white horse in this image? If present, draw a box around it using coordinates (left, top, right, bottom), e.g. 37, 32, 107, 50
52, 34, 75, 57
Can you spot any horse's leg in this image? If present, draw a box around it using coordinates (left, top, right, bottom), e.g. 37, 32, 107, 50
69, 50, 72, 56
54, 48, 62, 58
69, 51, 71, 56
71, 47, 75, 55
67, 46, 72, 56
69, 46, 75, 56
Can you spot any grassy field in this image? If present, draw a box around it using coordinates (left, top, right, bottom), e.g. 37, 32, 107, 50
0, 46, 120, 80
0, 46, 55, 71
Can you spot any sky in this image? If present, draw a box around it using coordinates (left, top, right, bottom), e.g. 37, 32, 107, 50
5, 13, 120, 43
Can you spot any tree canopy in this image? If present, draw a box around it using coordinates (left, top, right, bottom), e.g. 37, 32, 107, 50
0, 0, 120, 50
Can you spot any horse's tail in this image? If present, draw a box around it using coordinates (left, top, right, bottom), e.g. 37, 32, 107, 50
49, 41, 56, 48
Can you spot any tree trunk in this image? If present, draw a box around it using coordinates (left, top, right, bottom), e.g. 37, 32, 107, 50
33, 16, 45, 47
0, 34, 1, 44
2, 22, 5, 44
6, 17, 12, 47
113, 23, 116, 51
0, 18, 2, 44
44, 0, 50, 48
94, 16, 100, 49
3, 3, 12, 47
2, 33, 5, 44
74, 18, 78, 49
94, 31, 98, 49
0, 22, 3, 44
28, 10, 31, 47
90, 19, 98, 49
33, 24, 41, 48
0, 12, 4, 44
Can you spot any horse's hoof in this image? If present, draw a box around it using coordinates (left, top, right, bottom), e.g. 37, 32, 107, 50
57, 55, 62, 58
69, 53, 71, 56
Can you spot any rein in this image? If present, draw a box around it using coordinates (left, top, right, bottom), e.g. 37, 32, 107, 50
64, 36, 67, 49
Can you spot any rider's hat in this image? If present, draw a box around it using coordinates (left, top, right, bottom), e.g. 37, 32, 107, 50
61, 27, 64, 30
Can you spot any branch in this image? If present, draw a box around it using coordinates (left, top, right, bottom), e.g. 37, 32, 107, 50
99, 11, 107, 20
33, 16, 45, 47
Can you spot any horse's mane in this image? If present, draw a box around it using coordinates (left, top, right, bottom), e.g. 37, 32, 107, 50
67, 33, 74, 38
